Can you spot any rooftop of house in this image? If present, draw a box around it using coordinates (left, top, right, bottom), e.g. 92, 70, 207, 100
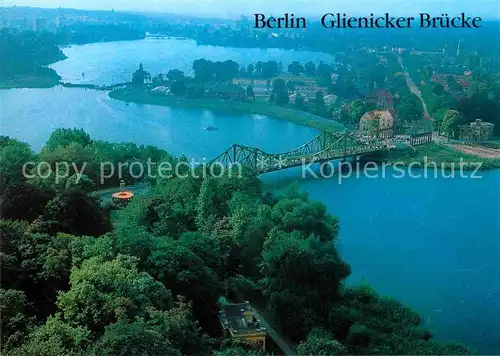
211, 82, 245, 94
218, 301, 266, 336
367, 88, 393, 100
151, 86, 169, 93
459, 119, 494, 128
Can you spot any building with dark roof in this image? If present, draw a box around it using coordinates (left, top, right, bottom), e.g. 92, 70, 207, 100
458, 119, 495, 141
218, 300, 267, 352
367, 88, 394, 110
209, 83, 246, 101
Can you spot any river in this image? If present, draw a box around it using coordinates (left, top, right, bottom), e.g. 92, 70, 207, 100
1, 39, 499, 354
51, 38, 335, 86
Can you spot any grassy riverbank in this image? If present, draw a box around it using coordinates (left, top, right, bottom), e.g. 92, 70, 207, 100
371, 143, 500, 170
109, 87, 344, 132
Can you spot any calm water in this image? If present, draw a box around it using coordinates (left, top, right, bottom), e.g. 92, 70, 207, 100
0, 87, 317, 155
265, 168, 500, 354
2, 40, 500, 353
51, 38, 335, 86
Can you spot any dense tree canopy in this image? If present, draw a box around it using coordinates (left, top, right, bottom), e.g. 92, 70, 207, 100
396, 93, 424, 121
0, 130, 473, 356
0, 29, 64, 83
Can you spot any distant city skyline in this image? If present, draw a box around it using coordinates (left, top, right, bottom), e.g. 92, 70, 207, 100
2, 0, 499, 20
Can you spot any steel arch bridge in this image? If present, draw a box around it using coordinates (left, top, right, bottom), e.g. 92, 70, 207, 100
209, 131, 390, 175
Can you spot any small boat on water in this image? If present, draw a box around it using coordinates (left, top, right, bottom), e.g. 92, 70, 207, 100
205, 125, 218, 131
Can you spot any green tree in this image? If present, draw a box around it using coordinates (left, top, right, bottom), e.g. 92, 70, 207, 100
0, 289, 34, 350
348, 99, 366, 124
441, 110, 462, 138
151, 73, 165, 86
146, 238, 221, 326
288, 61, 304, 76
297, 328, 347, 355
246, 85, 255, 100
193, 59, 213, 82
166, 69, 185, 82
132, 63, 150, 85
179, 232, 222, 272
396, 93, 424, 121
89, 319, 180, 356
5, 316, 90, 356
314, 90, 328, 117
270, 193, 339, 242
0, 221, 75, 320
0, 182, 54, 221
260, 231, 350, 340
57, 256, 172, 331
432, 108, 448, 135
213, 60, 239, 82
65, 174, 95, 192
271, 78, 289, 106
261, 61, 279, 78
170, 80, 187, 96
247, 63, 254, 76
432, 84, 446, 96
214, 346, 261, 356
304, 61, 317, 77
294, 94, 305, 109
44, 128, 91, 151
0, 137, 35, 189
43, 190, 111, 236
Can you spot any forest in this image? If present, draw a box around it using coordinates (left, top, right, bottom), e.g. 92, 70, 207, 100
0, 29, 64, 86
0, 128, 473, 355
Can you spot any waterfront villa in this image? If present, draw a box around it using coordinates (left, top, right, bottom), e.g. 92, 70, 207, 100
359, 110, 395, 137
458, 119, 495, 141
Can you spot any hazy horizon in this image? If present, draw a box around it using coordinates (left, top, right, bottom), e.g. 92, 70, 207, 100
2, 0, 499, 20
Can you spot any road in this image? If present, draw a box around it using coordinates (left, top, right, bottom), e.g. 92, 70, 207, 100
397, 55, 430, 119
447, 144, 500, 158
251, 307, 297, 356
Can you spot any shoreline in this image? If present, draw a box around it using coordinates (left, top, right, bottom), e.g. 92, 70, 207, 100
369, 143, 500, 170
109, 87, 344, 132
109, 87, 500, 171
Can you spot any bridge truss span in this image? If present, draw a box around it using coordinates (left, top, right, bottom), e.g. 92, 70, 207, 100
210, 131, 389, 175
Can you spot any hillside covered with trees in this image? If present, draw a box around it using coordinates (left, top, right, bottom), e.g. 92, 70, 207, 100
0, 129, 473, 355
0, 29, 65, 88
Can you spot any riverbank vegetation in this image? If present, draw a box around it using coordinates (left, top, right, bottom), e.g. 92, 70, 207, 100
0, 29, 65, 89
0, 129, 474, 355
0, 129, 170, 194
